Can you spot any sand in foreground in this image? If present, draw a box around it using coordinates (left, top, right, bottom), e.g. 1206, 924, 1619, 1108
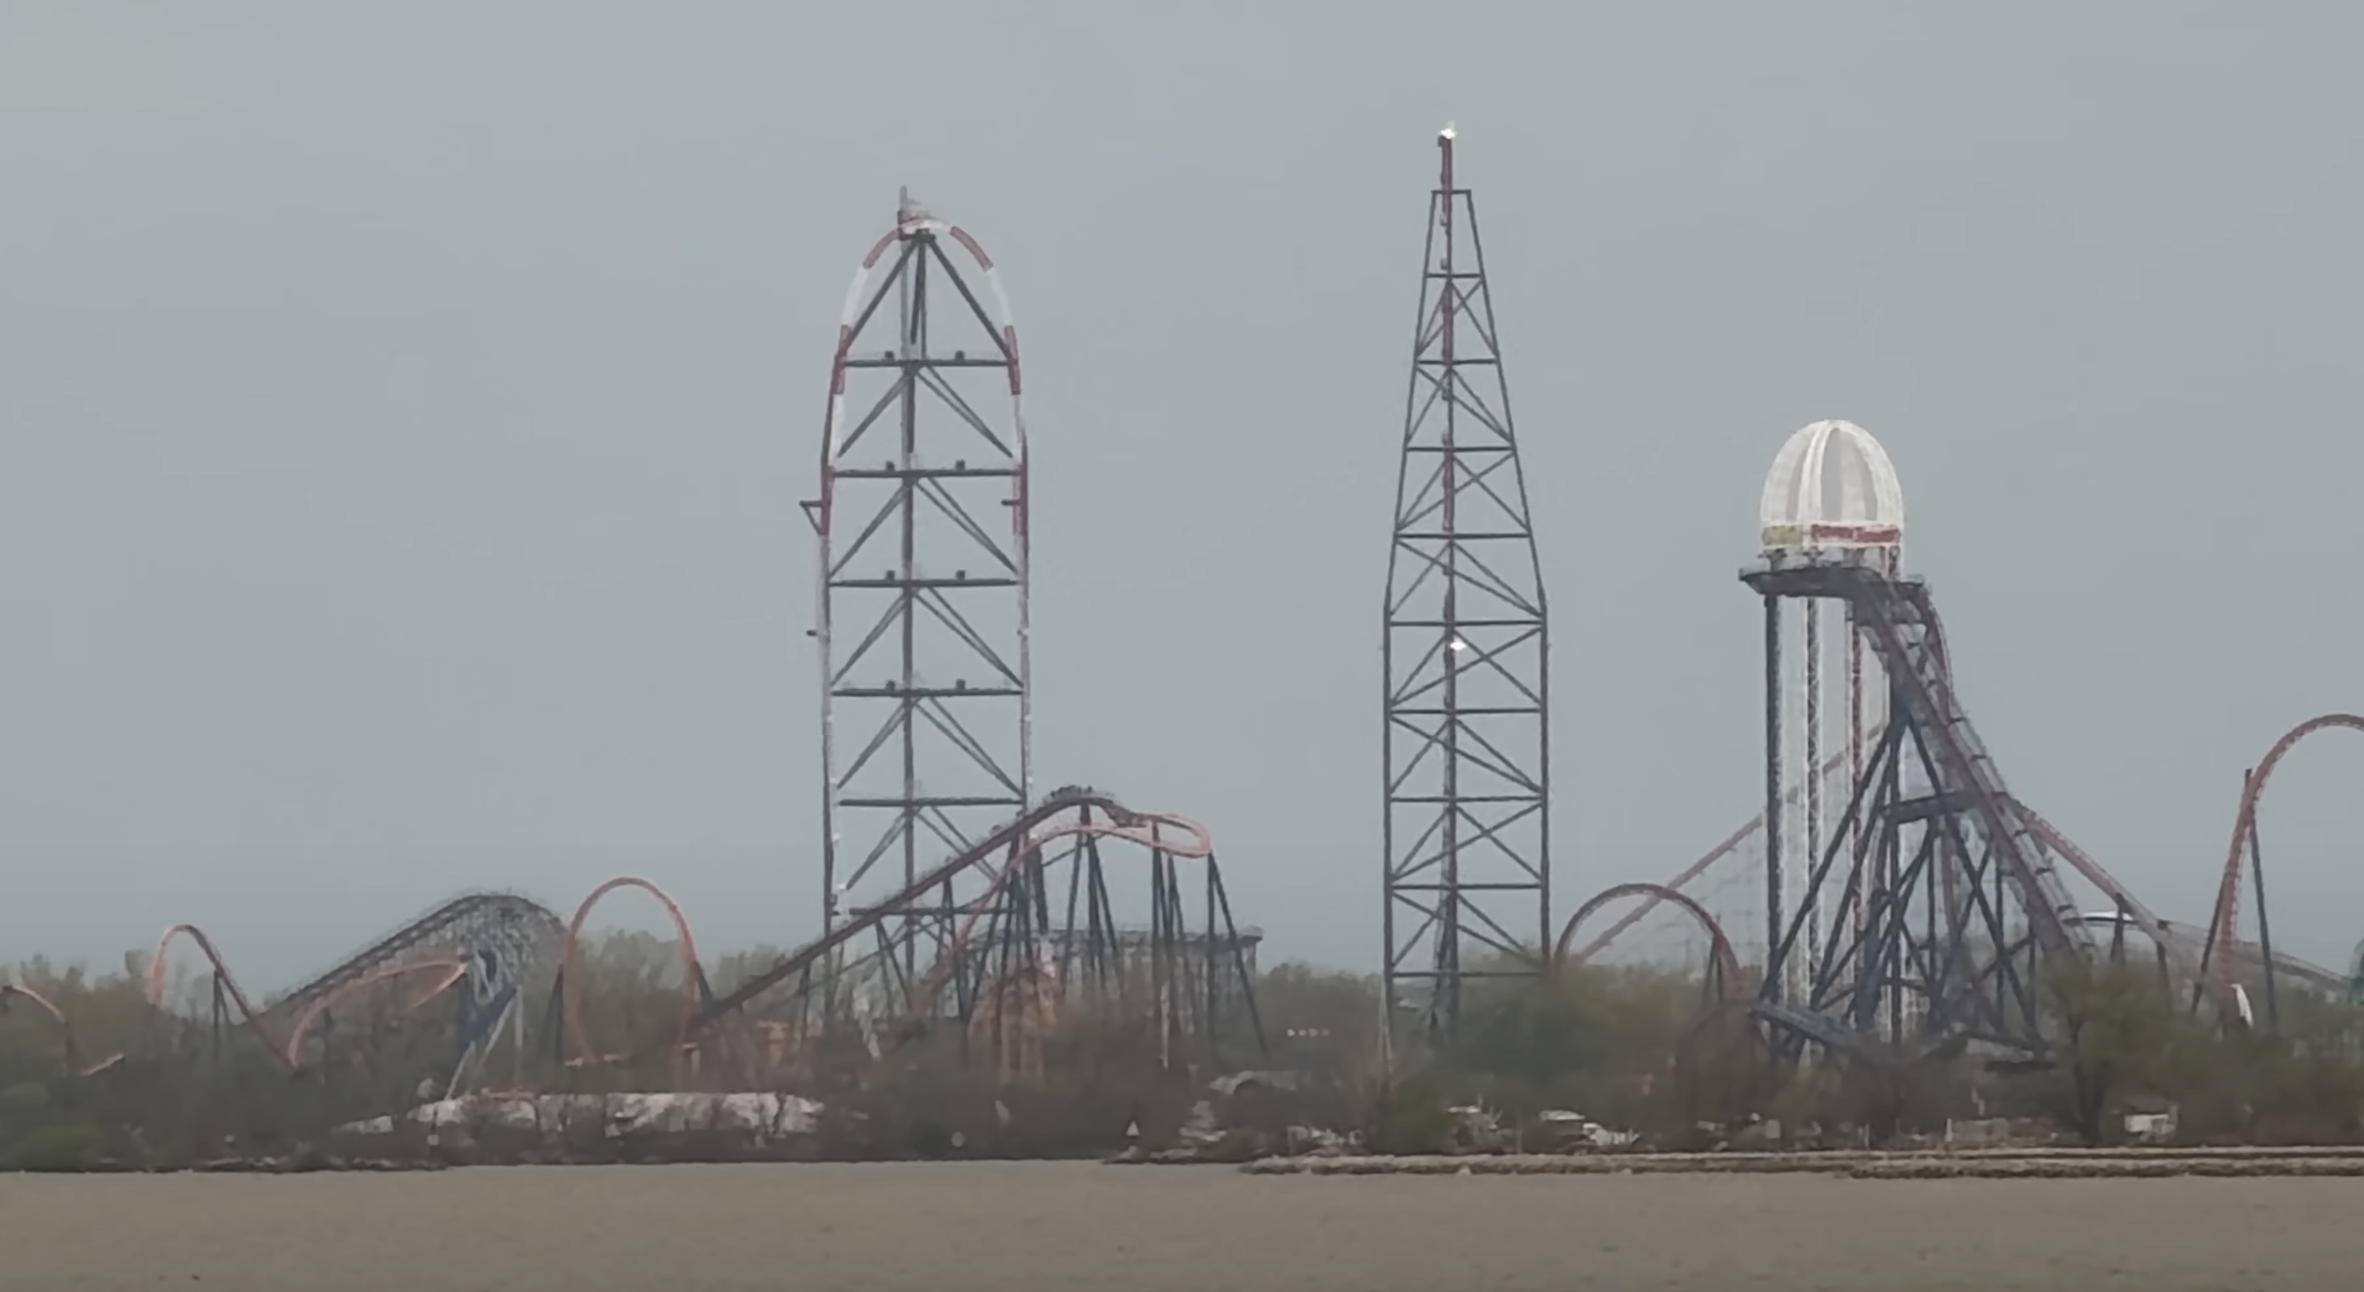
2, 1162, 2356, 1291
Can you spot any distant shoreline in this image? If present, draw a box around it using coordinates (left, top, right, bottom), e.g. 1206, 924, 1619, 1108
1238, 1147, 2364, 1179
28, 1143, 2364, 1177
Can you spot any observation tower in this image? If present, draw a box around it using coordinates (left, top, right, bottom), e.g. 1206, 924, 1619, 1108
1754, 419, 1903, 1011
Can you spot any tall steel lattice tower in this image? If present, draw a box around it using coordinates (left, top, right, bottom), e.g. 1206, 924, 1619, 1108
1381, 126, 1551, 1045
809, 189, 1031, 982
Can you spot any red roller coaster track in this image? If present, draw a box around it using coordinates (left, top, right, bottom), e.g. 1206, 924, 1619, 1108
0, 983, 123, 1076
278, 959, 471, 1070
1563, 751, 1846, 966
557, 875, 703, 1070
691, 790, 1207, 1035
139, 893, 565, 1075
145, 926, 478, 1076
1573, 711, 2350, 1018
147, 922, 288, 1070
114, 793, 1220, 1085
2205, 713, 2364, 990
907, 809, 1213, 1016
1552, 881, 1742, 1002
545, 800, 1218, 1074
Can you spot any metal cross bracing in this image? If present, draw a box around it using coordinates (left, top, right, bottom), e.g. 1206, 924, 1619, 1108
293, 895, 557, 1089
688, 791, 1268, 1081
1381, 126, 1552, 1046
808, 189, 1032, 991
269, 891, 563, 1027
1744, 552, 2105, 1063
883, 827, 1268, 1079
145, 892, 564, 1085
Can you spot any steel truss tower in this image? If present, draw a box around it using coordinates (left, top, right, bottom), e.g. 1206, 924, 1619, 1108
1382, 126, 1551, 1045
810, 190, 1031, 984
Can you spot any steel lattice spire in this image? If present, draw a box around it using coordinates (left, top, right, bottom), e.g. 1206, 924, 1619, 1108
808, 190, 1032, 986
1381, 126, 1552, 1045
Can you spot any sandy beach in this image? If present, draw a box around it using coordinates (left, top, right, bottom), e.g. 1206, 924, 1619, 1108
5, 1161, 2360, 1290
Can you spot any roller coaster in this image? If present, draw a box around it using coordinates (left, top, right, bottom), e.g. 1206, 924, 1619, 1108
86, 789, 1264, 1097
84, 625, 2359, 1106
15, 142, 2364, 1114
24, 491, 2359, 1099
35, 584, 2361, 1098
140, 891, 564, 1094
21, 573, 2361, 1100
1564, 542, 2361, 1066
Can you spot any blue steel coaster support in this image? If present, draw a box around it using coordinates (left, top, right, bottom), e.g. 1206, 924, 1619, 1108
1744, 554, 2095, 1063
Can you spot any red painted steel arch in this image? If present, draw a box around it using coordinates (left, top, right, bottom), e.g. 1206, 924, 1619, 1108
2205, 713, 2364, 982
558, 876, 703, 1069
279, 958, 471, 1070
1552, 880, 1742, 1000
1, 982, 67, 1028
0, 983, 123, 1075
146, 922, 288, 1071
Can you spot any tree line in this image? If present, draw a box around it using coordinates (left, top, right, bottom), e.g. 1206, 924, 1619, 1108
3, 935, 2362, 1168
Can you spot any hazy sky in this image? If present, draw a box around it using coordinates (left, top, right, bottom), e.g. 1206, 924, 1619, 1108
7, 3, 2364, 989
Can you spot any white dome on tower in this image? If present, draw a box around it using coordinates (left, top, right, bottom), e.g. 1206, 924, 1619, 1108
1758, 418, 1904, 552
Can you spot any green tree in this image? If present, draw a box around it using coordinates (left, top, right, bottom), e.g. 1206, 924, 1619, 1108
2042, 957, 2193, 1143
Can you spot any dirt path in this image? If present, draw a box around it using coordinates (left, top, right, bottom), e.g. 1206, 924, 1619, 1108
3, 1162, 2357, 1290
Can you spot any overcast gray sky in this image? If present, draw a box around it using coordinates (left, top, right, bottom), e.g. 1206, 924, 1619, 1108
6, 2, 2363, 988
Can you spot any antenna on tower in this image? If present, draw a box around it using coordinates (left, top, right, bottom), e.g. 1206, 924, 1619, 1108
1380, 128, 1552, 1047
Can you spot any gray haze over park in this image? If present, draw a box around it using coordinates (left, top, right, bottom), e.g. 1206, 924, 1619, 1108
5, 3, 2363, 987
